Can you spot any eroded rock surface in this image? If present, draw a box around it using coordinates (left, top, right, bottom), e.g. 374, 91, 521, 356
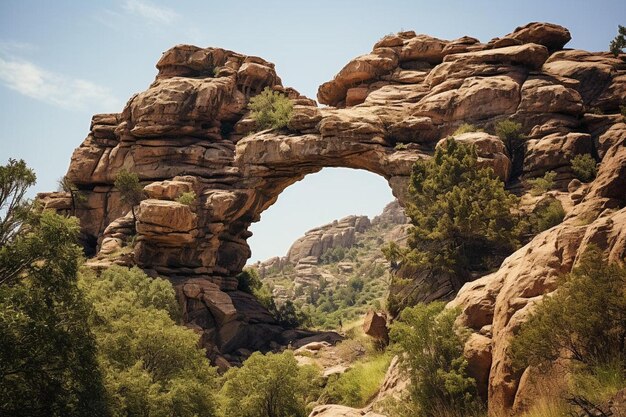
37, 22, 626, 415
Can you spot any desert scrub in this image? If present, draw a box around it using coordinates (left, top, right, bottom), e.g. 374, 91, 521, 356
526, 171, 556, 196
176, 191, 196, 205
571, 154, 597, 182
453, 123, 482, 135
248, 87, 293, 130
530, 197, 565, 233
388, 302, 483, 416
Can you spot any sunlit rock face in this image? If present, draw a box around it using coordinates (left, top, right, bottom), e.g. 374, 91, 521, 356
38, 22, 626, 414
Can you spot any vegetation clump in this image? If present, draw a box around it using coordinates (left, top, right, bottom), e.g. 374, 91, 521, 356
385, 138, 521, 290
511, 246, 626, 370
453, 123, 482, 135
176, 191, 196, 206
321, 352, 391, 407
511, 246, 626, 407
114, 169, 145, 221
494, 119, 525, 180
58, 175, 87, 215
81, 266, 219, 417
0, 158, 36, 245
0, 159, 108, 417
219, 351, 321, 417
571, 154, 597, 182
610, 24, 626, 56
248, 87, 293, 130
527, 171, 556, 196
387, 302, 483, 416
529, 197, 565, 233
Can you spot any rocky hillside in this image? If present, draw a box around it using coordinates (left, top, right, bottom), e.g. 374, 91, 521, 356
252, 200, 408, 328
37, 21, 626, 416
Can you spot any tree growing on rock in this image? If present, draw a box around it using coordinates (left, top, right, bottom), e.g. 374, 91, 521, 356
58, 175, 86, 215
610, 25, 626, 56
495, 119, 526, 181
114, 169, 145, 223
386, 138, 521, 291
510, 246, 626, 369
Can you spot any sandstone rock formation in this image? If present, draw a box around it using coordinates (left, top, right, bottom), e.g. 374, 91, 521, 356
362, 310, 389, 343
38, 22, 626, 416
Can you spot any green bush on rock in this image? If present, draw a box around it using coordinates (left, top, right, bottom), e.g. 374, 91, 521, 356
571, 154, 597, 183
248, 87, 293, 130
386, 138, 521, 285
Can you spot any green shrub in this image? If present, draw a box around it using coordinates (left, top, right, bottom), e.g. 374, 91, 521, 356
495, 119, 525, 179
114, 169, 145, 221
81, 266, 219, 417
388, 138, 521, 281
570, 358, 626, 405
176, 191, 196, 205
510, 246, 626, 370
571, 154, 597, 182
531, 197, 565, 233
609, 25, 626, 56
389, 302, 483, 416
320, 246, 346, 264
0, 210, 108, 417
248, 87, 293, 130
453, 123, 482, 135
220, 351, 321, 417
236, 268, 262, 294
394, 143, 409, 150
526, 171, 556, 196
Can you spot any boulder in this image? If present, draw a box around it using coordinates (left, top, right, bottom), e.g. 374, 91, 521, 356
504, 22, 571, 52
362, 311, 389, 343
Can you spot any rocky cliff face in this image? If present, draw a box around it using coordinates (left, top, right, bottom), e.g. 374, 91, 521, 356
38, 22, 626, 416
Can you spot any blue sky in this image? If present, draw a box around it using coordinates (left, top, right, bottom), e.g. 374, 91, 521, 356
1, 0, 624, 262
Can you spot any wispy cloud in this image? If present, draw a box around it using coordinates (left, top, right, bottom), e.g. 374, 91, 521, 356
0, 56, 121, 112
122, 0, 179, 25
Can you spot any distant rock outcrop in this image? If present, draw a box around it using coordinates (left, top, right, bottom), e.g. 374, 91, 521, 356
37, 22, 626, 416
285, 215, 371, 264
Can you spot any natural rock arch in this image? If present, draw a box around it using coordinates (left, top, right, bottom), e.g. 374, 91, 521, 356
38, 22, 626, 416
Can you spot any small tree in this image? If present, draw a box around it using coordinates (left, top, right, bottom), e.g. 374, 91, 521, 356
248, 87, 293, 130
389, 138, 521, 282
389, 302, 482, 416
0, 159, 36, 246
236, 268, 262, 294
610, 25, 626, 56
220, 351, 321, 417
495, 119, 526, 180
527, 171, 557, 196
114, 169, 145, 222
58, 175, 86, 215
571, 154, 597, 182
0, 208, 108, 416
510, 246, 626, 369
